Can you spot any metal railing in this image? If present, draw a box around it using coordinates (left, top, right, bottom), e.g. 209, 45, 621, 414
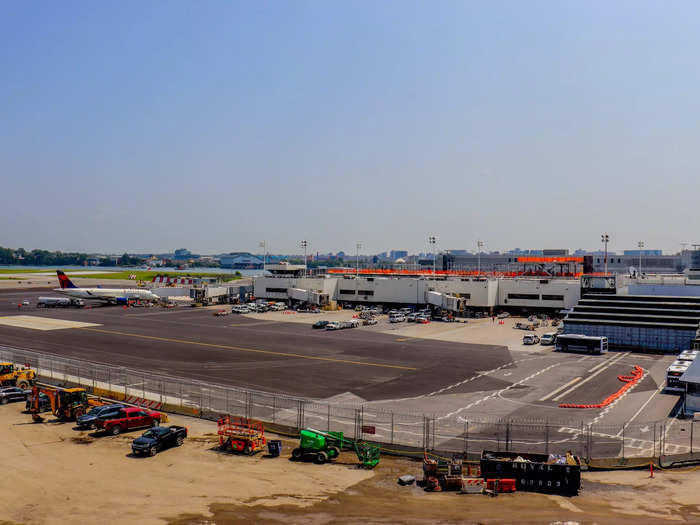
3, 345, 696, 462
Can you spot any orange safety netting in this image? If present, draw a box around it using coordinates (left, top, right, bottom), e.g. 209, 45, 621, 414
326, 268, 583, 278
558, 365, 644, 409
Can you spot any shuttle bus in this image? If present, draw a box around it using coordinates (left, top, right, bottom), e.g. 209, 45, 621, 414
555, 334, 608, 355
665, 360, 690, 393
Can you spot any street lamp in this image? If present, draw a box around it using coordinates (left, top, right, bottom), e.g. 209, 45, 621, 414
356, 242, 362, 278
601, 233, 610, 275
428, 236, 437, 278
301, 240, 308, 277
477, 241, 484, 275
259, 241, 267, 270
638, 241, 644, 278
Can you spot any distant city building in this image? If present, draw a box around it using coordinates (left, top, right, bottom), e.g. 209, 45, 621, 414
390, 250, 408, 260
624, 250, 663, 256
219, 252, 264, 269
543, 249, 569, 256
173, 248, 199, 261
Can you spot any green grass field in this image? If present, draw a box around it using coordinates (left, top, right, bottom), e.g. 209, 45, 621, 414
0, 268, 241, 282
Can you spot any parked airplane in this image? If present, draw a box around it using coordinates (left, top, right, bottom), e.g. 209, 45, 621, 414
55, 270, 160, 304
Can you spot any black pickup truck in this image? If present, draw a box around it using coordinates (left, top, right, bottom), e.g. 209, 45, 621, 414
131, 425, 187, 456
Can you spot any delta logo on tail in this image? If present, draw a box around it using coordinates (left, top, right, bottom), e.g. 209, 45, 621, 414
56, 270, 77, 289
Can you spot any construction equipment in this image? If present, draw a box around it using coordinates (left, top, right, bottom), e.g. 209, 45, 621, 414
292, 428, 380, 468
0, 363, 36, 389
217, 416, 266, 455
28, 386, 94, 422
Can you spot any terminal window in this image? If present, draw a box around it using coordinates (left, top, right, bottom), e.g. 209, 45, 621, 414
265, 287, 287, 293
358, 290, 374, 296
541, 294, 564, 301
339, 289, 356, 295
507, 293, 540, 300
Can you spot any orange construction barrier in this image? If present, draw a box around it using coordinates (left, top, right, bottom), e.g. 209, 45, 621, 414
559, 366, 643, 409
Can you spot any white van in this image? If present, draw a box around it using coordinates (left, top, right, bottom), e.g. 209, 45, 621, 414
540, 332, 557, 346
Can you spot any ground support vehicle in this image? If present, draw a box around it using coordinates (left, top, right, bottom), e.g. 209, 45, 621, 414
292, 428, 380, 468
0, 387, 31, 404
95, 406, 162, 435
480, 450, 581, 496
217, 416, 266, 455
540, 332, 557, 346
0, 363, 36, 389
29, 386, 94, 422
522, 334, 540, 345
666, 360, 691, 393
555, 334, 608, 354
132, 425, 187, 456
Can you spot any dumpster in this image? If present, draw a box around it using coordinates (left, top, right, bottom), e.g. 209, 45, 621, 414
267, 439, 282, 457
480, 450, 581, 496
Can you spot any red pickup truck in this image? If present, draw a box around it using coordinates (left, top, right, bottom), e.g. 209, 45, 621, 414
95, 406, 162, 435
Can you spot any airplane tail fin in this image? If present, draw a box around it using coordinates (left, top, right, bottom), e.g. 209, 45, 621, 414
56, 270, 77, 289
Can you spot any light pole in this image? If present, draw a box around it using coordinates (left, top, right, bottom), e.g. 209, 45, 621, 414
601, 233, 610, 275
301, 240, 308, 277
356, 242, 362, 278
477, 241, 484, 275
259, 241, 267, 270
428, 236, 437, 278
638, 241, 644, 278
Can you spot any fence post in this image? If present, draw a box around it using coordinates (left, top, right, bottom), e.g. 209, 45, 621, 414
621, 424, 625, 459
506, 421, 511, 452
159, 381, 163, 405
432, 415, 436, 451
545, 420, 549, 455
142, 374, 146, 399
107, 368, 111, 394
464, 420, 469, 457
272, 396, 276, 424
391, 412, 394, 445
92, 366, 96, 391
653, 423, 657, 457
327, 404, 331, 432
179, 382, 183, 408
662, 422, 666, 456
691, 420, 694, 454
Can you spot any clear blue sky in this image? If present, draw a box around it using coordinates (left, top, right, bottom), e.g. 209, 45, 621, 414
2, 1, 698, 255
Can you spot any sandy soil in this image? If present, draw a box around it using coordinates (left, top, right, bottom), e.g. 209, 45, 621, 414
0, 404, 372, 525
1, 401, 698, 525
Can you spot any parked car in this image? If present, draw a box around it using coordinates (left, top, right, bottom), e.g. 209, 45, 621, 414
312, 320, 330, 329
325, 321, 341, 331
497, 312, 510, 319
95, 407, 162, 435
214, 309, 231, 316
131, 425, 187, 456
523, 334, 540, 345
406, 313, 417, 322
22, 300, 30, 306
362, 318, 378, 326
389, 314, 406, 323
0, 387, 30, 404
76, 403, 126, 430
416, 316, 430, 324
540, 332, 557, 346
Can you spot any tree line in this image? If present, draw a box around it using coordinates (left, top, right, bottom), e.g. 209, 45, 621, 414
0, 246, 143, 266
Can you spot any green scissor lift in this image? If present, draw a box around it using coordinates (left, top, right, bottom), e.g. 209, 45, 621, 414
292, 428, 380, 468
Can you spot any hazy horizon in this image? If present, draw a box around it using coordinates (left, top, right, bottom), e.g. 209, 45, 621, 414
3, 1, 699, 255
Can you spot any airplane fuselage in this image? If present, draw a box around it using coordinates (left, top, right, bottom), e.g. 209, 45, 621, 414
54, 287, 160, 302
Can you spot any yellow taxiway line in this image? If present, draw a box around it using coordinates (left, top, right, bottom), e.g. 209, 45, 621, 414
79, 327, 418, 371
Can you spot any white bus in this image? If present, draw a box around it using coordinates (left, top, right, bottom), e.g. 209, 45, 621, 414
555, 334, 609, 355
666, 360, 690, 393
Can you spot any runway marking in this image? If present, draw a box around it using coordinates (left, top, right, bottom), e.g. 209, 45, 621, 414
553, 352, 629, 402
539, 376, 582, 402
587, 354, 617, 373
78, 327, 417, 371
448, 362, 562, 421
618, 381, 665, 434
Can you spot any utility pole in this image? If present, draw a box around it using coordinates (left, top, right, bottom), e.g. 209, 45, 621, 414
259, 241, 267, 270
356, 242, 362, 278
428, 236, 437, 278
638, 241, 644, 278
477, 240, 484, 275
301, 240, 308, 277
601, 233, 610, 275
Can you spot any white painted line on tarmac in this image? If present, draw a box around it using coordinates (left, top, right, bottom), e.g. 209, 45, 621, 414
618, 381, 665, 435
587, 354, 618, 374
539, 376, 582, 402
553, 352, 629, 402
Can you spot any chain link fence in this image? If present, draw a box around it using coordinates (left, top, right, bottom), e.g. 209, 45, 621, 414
3, 345, 696, 462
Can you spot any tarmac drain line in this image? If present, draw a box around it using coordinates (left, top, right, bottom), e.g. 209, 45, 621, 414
558, 365, 644, 409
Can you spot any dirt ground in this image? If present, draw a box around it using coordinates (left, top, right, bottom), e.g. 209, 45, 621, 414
1, 403, 699, 525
